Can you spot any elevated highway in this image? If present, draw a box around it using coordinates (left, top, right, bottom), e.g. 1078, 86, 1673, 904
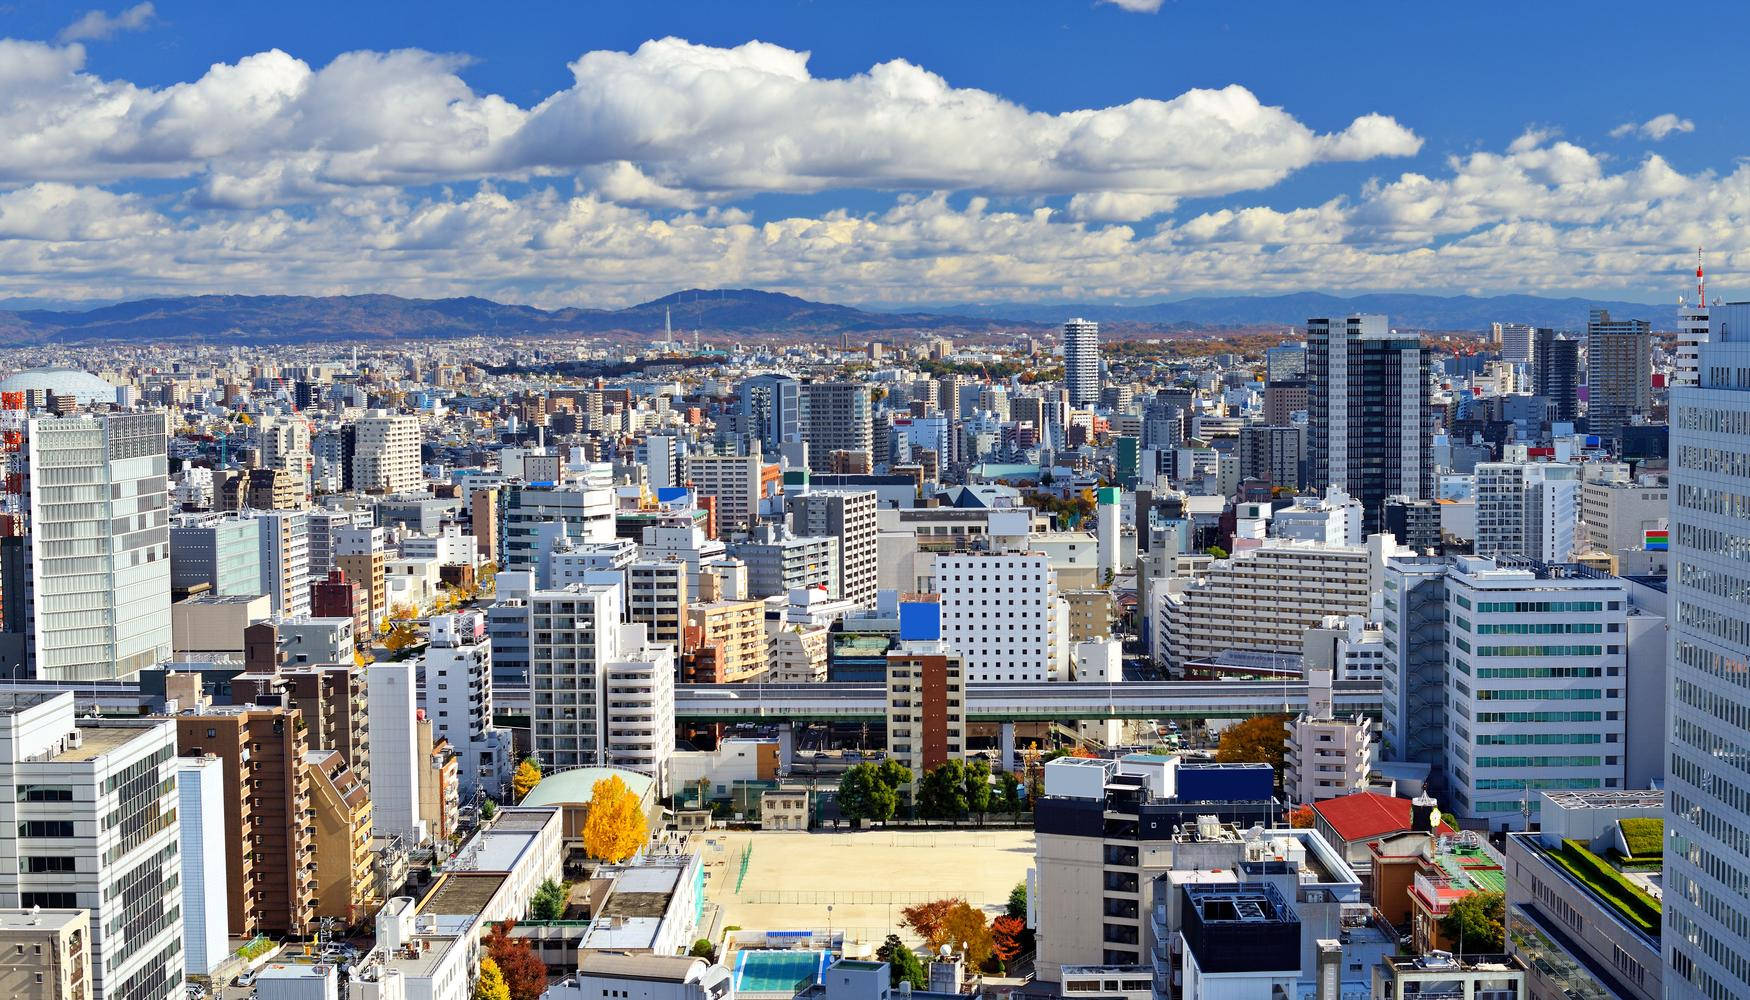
674, 679, 1382, 723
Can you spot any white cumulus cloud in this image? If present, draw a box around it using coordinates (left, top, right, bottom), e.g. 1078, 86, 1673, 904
1100, 0, 1165, 12
1610, 113, 1695, 141
57, 3, 155, 44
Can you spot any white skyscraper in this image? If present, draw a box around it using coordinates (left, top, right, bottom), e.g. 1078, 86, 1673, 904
1497, 321, 1535, 365
1664, 300, 1750, 999
0, 692, 184, 1000
526, 581, 623, 770
8, 411, 172, 680
1062, 318, 1101, 408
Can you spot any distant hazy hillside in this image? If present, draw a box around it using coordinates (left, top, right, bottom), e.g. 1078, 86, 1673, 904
0, 289, 1028, 345
0, 287, 1673, 345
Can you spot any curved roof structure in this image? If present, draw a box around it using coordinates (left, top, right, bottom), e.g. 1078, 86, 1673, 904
518, 765, 656, 808
0, 369, 116, 404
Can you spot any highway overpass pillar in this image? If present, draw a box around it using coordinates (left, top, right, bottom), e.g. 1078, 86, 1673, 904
777, 720, 794, 775
999, 721, 1016, 773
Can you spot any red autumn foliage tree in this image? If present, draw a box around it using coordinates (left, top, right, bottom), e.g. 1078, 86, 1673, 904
991, 915, 1026, 963
486, 921, 548, 1000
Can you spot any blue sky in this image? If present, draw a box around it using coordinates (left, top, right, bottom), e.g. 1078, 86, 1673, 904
0, 0, 1744, 308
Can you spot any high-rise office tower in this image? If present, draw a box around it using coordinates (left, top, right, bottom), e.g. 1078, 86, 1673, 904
1474, 462, 1579, 562
1496, 322, 1535, 365
0, 693, 184, 1000
800, 381, 872, 474
1585, 308, 1653, 443
1062, 318, 1101, 407
937, 550, 1064, 683
738, 374, 800, 455
350, 410, 422, 494
1675, 250, 1709, 390
4, 411, 171, 680
1305, 314, 1433, 533
1664, 301, 1750, 999
1533, 328, 1581, 423
787, 490, 879, 608
1265, 343, 1306, 382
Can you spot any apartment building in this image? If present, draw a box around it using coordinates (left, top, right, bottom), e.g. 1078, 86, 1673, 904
334, 526, 387, 626
525, 582, 622, 770
788, 490, 879, 608
729, 523, 839, 599
304, 748, 376, 926
627, 560, 687, 652
1154, 539, 1382, 674
604, 625, 676, 796
351, 411, 422, 494
684, 452, 765, 534
884, 641, 966, 776
1282, 669, 1374, 806
1475, 462, 1579, 562
0, 909, 89, 1000
420, 612, 511, 800
0, 694, 182, 1000
684, 599, 767, 683
176, 705, 315, 936
253, 510, 311, 618
800, 382, 873, 474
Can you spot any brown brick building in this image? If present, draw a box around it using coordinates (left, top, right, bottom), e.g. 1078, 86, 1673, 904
176, 706, 315, 937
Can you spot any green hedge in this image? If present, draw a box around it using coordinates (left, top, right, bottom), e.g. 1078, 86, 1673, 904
1618, 817, 1664, 859
1556, 840, 1659, 935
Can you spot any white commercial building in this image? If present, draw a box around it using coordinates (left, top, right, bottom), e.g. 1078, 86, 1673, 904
352, 411, 423, 495
1664, 301, 1750, 1000
369, 660, 426, 844
1443, 556, 1629, 830
937, 550, 1065, 683
175, 755, 229, 976
10, 411, 172, 680
255, 412, 314, 500
1475, 461, 1579, 562
1270, 489, 1362, 546
0, 692, 183, 1000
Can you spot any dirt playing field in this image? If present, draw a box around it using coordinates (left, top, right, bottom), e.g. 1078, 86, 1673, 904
700, 827, 1036, 952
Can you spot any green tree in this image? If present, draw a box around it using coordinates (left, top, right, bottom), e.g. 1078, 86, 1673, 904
1006, 881, 1027, 921
530, 879, 566, 921
837, 763, 897, 825
997, 771, 1023, 819
876, 759, 913, 792
1206, 545, 1229, 559
963, 757, 992, 823
689, 939, 717, 962
918, 761, 970, 821
877, 934, 926, 989
480, 798, 498, 821
472, 957, 510, 1000
1439, 889, 1505, 953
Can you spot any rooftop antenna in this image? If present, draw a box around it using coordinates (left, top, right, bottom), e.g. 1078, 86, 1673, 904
1697, 247, 1707, 306
665, 306, 672, 345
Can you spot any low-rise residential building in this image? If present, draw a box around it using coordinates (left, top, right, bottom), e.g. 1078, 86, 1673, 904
0, 909, 89, 1000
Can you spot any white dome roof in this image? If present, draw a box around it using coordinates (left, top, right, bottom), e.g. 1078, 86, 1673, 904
0, 369, 117, 404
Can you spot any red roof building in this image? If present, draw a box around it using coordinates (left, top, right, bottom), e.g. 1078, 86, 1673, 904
1312, 791, 1454, 868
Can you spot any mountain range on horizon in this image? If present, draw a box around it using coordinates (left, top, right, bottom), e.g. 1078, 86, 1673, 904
0, 288, 1677, 347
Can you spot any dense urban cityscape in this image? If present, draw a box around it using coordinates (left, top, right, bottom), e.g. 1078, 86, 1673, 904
0, 4, 1746, 1000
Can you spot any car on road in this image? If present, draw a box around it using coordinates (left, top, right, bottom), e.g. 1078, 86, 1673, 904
233, 973, 256, 988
